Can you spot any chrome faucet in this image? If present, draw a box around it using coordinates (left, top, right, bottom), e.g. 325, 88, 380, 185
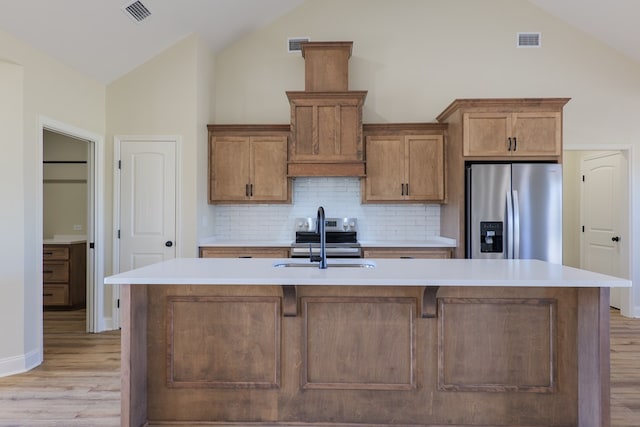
315, 206, 327, 269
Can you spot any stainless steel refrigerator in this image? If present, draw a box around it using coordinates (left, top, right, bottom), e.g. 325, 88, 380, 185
465, 163, 562, 263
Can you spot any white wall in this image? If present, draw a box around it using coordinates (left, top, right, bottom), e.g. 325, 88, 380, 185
562, 151, 581, 268
107, 34, 215, 281
211, 0, 640, 315
0, 27, 105, 376
0, 60, 26, 375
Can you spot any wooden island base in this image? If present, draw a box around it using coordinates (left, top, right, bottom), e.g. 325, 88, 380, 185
121, 284, 610, 427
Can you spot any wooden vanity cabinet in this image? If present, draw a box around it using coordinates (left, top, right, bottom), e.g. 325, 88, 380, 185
199, 246, 289, 258
463, 111, 561, 157
363, 247, 453, 259
208, 125, 291, 203
43, 242, 86, 308
362, 124, 446, 203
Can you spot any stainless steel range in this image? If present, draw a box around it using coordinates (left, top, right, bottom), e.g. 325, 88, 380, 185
290, 217, 361, 258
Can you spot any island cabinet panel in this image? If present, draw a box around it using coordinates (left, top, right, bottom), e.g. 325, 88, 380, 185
301, 296, 416, 390
120, 284, 607, 427
438, 297, 557, 392
165, 296, 281, 389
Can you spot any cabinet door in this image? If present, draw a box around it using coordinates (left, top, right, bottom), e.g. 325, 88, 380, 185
406, 135, 445, 202
210, 136, 250, 201
463, 112, 512, 157
363, 136, 405, 201
250, 136, 289, 202
512, 112, 561, 156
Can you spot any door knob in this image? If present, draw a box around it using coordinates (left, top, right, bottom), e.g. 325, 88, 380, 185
165, 241, 173, 247
611, 236, 620, 242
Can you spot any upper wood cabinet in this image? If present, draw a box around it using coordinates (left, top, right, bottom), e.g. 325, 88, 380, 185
463, 111, 562, 157
286, 91, 367, 177
208, 125, 291, 204
362, 124, 446, 203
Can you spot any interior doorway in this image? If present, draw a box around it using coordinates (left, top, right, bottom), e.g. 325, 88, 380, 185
39, 117, 106, 332
563, 149, 631, 314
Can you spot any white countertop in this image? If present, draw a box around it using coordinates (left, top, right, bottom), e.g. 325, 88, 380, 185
43, 235, 87, 245
104, 257, 630, 288
198, 236, 457, 248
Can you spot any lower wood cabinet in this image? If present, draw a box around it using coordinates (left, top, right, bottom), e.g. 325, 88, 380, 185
199, 246, 290, 258
363, 247, 453, 259
43, 242, 86, 308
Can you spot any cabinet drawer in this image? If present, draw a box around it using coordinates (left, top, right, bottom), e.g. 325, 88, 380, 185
43, 261, 70, 282
43, 246, 69, 260
43, 284, 69, 306
363, 248, 453, 259
200, 247, 289, 258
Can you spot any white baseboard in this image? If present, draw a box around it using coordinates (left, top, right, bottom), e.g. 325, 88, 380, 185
0, 347, 42, 378
103, 316, 115, 331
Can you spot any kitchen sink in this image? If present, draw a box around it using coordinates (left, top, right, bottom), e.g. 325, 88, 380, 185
273, 261, 376, 268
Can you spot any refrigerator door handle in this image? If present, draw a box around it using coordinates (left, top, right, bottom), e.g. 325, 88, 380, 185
506, 191, 514, 259
512, 190, 520, 259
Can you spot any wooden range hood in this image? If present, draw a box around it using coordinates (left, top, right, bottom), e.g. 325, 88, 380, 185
286, 41, 367, 177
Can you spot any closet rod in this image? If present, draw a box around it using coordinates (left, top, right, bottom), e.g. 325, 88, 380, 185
43, 160, 87, 164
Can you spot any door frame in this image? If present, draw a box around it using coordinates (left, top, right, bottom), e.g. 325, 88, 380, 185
39, 116, 106, 332
112, 135, 181, 329
565, 145, 633, 317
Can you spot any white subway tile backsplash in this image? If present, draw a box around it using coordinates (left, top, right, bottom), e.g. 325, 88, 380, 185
211, 177, 440, 241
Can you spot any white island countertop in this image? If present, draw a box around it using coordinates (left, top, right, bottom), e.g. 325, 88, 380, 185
104, 257, 630, 288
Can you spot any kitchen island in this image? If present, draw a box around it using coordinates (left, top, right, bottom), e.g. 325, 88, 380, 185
105, 258, 630, 427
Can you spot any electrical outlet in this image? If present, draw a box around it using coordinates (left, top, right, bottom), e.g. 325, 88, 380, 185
73, 225, 82, 231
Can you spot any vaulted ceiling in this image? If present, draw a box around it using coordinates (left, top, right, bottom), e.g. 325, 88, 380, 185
0, 0, 637, 84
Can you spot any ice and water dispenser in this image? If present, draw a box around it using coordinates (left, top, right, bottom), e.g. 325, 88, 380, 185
480, 221, 503, 253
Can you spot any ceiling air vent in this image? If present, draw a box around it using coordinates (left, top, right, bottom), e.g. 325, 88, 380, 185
122, 0, 152, 23
517, 32, 541, 48
288, 37, 310, 53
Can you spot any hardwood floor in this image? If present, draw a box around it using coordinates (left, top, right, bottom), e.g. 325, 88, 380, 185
610, 308, 640, 427
0, 310, 120, 426
0, 308, 638, 426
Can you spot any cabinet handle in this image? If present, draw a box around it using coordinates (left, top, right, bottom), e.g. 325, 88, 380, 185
43, 270, 53, 274
43, 293, 54, 297
250, 184, 253, 197
507, 137, 512, 151
245, 184, 249, 197
513, 137, 517, 151
43, 252, 53, 255
406, 183, 409, 195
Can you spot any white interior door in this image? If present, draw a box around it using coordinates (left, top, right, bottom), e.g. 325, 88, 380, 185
581, 151, 628, 308
118, 139, 177, 272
